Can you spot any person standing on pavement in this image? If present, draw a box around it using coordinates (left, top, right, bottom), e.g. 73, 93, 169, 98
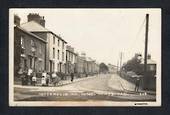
42, 70, 47, 78
27, 68, 33, 85
46, 73, 50, 86
71, 73, 74, 82
32, 72, 37, 86
41, 76, 46, 86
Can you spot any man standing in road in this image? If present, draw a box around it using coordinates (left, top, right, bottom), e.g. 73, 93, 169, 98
135, 77, 140, 92
71, 73, 74, 82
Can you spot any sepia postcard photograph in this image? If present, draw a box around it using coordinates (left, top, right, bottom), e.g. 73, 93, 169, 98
9, 8, 161, 106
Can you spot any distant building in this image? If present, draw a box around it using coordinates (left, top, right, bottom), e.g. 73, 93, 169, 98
65, 45, 77, 74
20, 13, 67, 73
107, 64, 117, 73
75, 52, 99, 76
140, 55, 156, 77
86, 57, 96, 75
14, 15, 47, 77
76, 53, 87, 76
140, 55, 156, 90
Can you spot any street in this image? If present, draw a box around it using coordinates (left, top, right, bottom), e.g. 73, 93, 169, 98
14, 74, 156, 101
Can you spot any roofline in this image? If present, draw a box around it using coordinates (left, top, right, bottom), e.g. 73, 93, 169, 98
15, 26, 47, 43
51, 32, 67, 44
66, 50, 77, 55
21, 21, 67, 43
31, 31, 67, 43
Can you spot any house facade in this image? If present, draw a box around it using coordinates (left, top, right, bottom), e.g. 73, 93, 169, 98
14, 15, 46, 78
20, 13, 67, 73
65, 45, 77, 74
140, 55, 157, 77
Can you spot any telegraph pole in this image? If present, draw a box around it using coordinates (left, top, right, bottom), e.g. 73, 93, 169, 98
144, 14, 149, 77
143, 14, 149, 89
120, 52, 123, 69
117, 60, 119, 74
119, 52, 123, 76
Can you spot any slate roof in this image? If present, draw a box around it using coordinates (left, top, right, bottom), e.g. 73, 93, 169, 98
15, 25, 47, 43
20, 21, 67, 43
21, 21, 50, 32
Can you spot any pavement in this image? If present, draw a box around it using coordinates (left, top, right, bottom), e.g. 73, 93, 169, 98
14, 75, 98, 88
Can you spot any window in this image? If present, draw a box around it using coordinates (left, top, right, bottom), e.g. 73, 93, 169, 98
58, 39, 60, 46
31, 39, 36, 52
150, 65, 155, 71
31, 39, 36, 47
62, 52, 64, 61
69, 52, 71, 61
52, 62, 55, 72
21, 36, 24, 48
30, 57, 33, 69
58, 63, 60, 72
39, 44, 42, 54
62, 42, 64, 49
53, 48, 55, 58
66, 52, 68, 61
58, 50, 60, 60
71, 54, 73, 62
53, 36, 55, 44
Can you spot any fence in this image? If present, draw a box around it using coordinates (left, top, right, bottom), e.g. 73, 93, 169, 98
120, 71, 156, 91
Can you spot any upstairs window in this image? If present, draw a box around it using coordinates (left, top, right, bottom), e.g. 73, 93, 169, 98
58, 50, 60, 60
53, 48, 55, 58
30, 39, 36, 53
71, 54, 73, 62
62, 52, 64, 61
31, 39, 35, 47
66, 52, 68, 61
53, 36, 55, 44
62, 42, 64, 49
58, 39, 60, 47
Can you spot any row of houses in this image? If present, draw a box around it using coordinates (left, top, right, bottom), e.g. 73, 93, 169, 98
14, 13, 99, 78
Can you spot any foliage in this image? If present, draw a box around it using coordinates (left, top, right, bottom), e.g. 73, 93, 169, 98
99, 63, 109, 73
122, 53, 143, 75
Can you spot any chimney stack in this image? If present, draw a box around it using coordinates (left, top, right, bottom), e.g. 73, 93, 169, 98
27, 13, 45, 27
14, 14, 20, 26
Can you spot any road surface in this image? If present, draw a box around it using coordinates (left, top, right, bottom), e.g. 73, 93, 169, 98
14, 74, 156, 101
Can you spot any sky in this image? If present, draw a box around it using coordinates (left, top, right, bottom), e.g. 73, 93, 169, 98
10, 8, 161, 67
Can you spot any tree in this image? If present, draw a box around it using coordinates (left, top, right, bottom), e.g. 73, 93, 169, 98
99, 63, 108, 73
123, 53, 143, 75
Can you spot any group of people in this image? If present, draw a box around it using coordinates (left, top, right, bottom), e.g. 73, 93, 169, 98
19, 68, 61, 86
18, 67, 75, 86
